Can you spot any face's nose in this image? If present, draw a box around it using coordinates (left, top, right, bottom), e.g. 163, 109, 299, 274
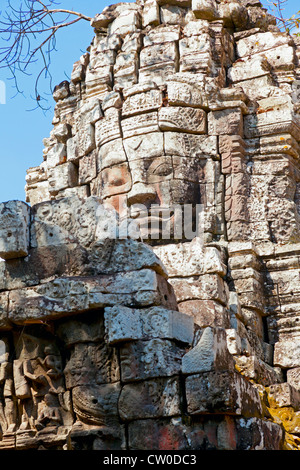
127, 182, 157, 206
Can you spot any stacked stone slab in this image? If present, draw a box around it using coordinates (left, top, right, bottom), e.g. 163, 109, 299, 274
0, 197, 193, 450
1, 0, 300, 450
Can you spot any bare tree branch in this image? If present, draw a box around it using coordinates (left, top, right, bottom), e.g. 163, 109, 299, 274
266, 0, 300, 35
0, 0, 92, 110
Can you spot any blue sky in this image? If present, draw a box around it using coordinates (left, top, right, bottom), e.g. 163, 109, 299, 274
0, 0, 299, 203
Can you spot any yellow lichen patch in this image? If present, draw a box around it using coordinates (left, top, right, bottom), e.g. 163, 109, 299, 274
267, 406, 300, 434
283, 433, 300, 450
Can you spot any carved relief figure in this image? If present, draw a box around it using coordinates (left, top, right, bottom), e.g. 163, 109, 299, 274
0, 340, 17, 435
13, 333, 65, 434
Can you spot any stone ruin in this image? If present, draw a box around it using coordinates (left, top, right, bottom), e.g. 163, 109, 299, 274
0, 0, 300, 451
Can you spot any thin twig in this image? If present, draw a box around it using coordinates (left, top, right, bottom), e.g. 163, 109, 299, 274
0, 0, 92, 109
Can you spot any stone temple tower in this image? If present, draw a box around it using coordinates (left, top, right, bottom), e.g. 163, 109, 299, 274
0, 0, 300, 450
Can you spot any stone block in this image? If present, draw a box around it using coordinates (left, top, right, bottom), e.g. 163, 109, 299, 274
158, 106, 207, 133
7, 270, 178, 325
219, 134, 246, 155
66, 136, 80, 163
179, 34, 213, 73
76, 123, 96, 158
266, 406, 300, 440
70, 424, 126, 450
30, 196, 107, 248
226, 328, 243, 355
85, 67, 113, 100
122, 88, 163, 117
244, 95, 300, 140
98, 138, 127, 171
142, 0, 160, 27
95, 108, 122, 147
159, 4, 188, 25
208, 108, 244, 136
143, 25, 181, 46
123, 131, 164, 161
121, 111, 159, 138
164, 132, 218, 157
52, 123, 72, 143
71, 60, 86, 84
237, 74, 276, 101
8, 279, 90, 324
26, 163, 48, 187
90, 49, 116, 70
53, 80, 70, 102
104, 305, 194, 345
26, 180, 50, 207
182, 327, 234, 375
114, 58, 139, 89
56, 313, 105, 346
139, 62, 178, 86
263, 45, 295, 71
166, 76, 208, 108
235, 418, 284, 450
118, 377, 181, 420
169, 274, 228, 304
0, 244, 90, 291
128, 417, 196, 450
228, 56, 270, 83
227, 220, 250, 242
140, 42, 178, 69
48, 162, 78, 195
91, 3, 140, 29
101, 91, 123, 112
57, 185, 90, 201
46, 143, 67, 168
192, 0, 218, 20
236, 31, 291, 58
104, 238, 168, 278
100, 162, 131, 200
89, 270, 178, 310
153, 239, 225, 278
185, 370, 263, 417
108, 10, 141, 37
78, 151, 97, 185
287, 368, 300, 390
234, 355, 282, 387
178, 299, 230, 329
64, 342, 120, 388
267, 383, 300, 410
72, 383, 121, 426
119, 339, 183, 382
0, 201, 30, 260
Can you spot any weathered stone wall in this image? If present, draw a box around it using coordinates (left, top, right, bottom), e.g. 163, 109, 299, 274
0, 0, 300, 450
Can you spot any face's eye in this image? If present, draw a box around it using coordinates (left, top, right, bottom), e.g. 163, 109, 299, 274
102, 165, 130, 187
109, 177, 125, 187
153, 164, 173, 176
149, 162, 173, 177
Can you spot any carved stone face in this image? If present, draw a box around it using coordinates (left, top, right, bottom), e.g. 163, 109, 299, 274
98, 130, 206, 242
